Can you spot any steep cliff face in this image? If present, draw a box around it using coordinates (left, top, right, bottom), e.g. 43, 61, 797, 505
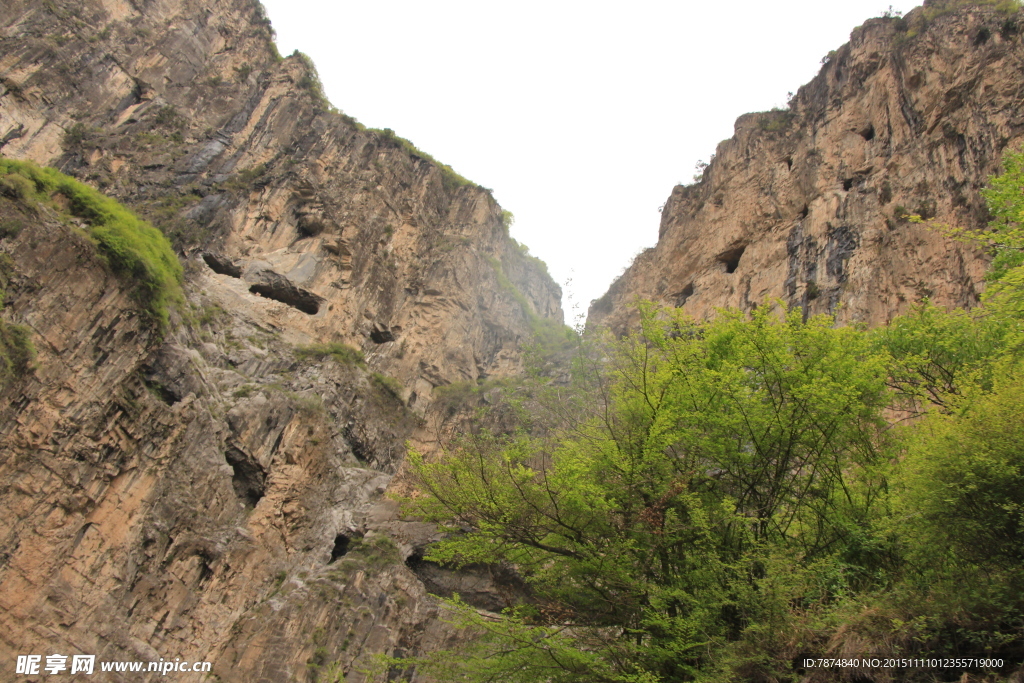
0, 202, 456, 681
0, 0, 561, 680
1, 0, 560, 391
590, 3, 1023, 332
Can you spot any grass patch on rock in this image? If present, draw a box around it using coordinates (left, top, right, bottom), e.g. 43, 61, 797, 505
0, 156, 183, 329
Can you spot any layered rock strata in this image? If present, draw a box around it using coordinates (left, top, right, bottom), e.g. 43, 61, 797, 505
0, 0, 562, 680
590, 3, 1023, 332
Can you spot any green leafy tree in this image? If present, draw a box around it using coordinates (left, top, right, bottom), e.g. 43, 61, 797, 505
406, 305, 893, 681
383, 145, 1024, 682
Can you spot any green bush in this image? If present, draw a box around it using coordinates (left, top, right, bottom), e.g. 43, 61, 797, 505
153, 105, 185, 130
291, 50, 331, 110
0, 220, 23, 239
62, 122, 100, 149
0, 254, 34, 387
371, 371, 403, 399
0, 157, 183, 329
218, 164, 267, 193
758, 108, 794, 132
406, 304, 893, 681
294, 341, 366, 367
0, 174, 38, 202
899, 371, 1024, 569
0, 319, 33, 389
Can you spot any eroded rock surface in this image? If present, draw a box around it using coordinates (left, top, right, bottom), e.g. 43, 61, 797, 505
590, 4, 1023, 332
0, 0, 562, 680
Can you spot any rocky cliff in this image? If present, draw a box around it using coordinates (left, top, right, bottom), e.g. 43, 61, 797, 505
590, 1, 1024, 332
0, 0, 561, 680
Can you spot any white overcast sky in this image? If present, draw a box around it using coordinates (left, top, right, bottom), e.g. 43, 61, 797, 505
260, 0, 916, 322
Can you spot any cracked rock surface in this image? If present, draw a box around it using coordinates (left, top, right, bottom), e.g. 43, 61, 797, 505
0, 0, 563, 680
591, 5, 1023, 331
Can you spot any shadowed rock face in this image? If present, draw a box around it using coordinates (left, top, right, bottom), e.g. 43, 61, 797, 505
0, 0, 562, 680
201, 251, 242, 278
247, 271, 323, 315
590, 4, 1024, 333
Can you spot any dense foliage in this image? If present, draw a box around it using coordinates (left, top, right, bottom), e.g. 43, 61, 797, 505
0, 157, 183, 328
385, 148, 1024, 682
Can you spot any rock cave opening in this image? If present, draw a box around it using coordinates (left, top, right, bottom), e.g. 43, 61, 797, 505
329, 534, 350, 563
674, 282, 695, 307
717, 246, 746, 274
370, 324, 395, 343
248, 283, 321, 315
202, 252, 242, 278
224, 447, 266, 508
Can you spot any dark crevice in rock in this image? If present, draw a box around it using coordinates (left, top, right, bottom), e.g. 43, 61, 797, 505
201, 252, 242, 278
826, 224, 858, 283
405, 551, 530, 613
71, 523, 94, 553
717, 245, 746, 274
248, 282, 321, 315
343, 425, 370, 465
860, 124, 875, 141
329, 534, 350, 563
195, 549, 216, 586
674, 282, 695, 307
370, 323, 395, 343
142, 376, 179, 405
225, 447, 266, 507
293, 199, 331, 238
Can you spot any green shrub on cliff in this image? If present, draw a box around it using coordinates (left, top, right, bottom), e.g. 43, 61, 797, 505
0, 254, 34, 388
0, 157, 183, 329
371, 127, 476, 191
0, 319, 33, 388
294, 341, 366, 367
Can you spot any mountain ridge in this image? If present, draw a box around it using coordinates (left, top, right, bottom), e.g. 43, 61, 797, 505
590, 0, 1022, 333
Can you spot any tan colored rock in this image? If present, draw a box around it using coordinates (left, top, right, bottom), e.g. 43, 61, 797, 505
591, 5, 1021, 332
0, 0, 562, 679
0, 208, 474, 681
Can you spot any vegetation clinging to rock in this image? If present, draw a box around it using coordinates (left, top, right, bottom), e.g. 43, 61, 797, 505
0, 253, 33, 388
294, 341, 366, 367
0, 157, 183, 329
893, 0, 1021, 42
372, 127, 477, 192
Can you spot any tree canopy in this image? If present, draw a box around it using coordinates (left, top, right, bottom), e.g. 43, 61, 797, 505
378, 147, 1024, 683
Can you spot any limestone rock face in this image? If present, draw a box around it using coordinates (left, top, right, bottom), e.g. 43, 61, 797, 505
0, 0, 561, 680
0, 0, 561, 392
590, 4, 1023, 332
0, 209, 449, 681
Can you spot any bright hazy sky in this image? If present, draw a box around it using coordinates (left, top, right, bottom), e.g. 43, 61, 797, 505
260, 0, 916, 322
